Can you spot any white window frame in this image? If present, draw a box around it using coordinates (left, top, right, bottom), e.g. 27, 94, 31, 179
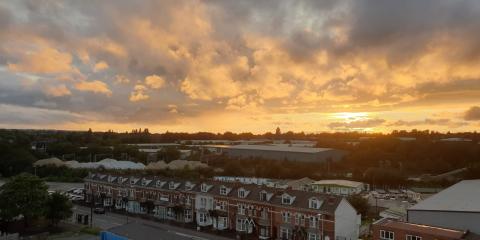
184, 209, 192, 221
200, 197, 207, 208
380, 230, 395, 240
238, 189, 246, 198
238, 204, 246, 215
280, 227, 291, 239
201, 183, 208, 192
309, 199, 319, 209
220, 186, 228, 195
282, 195, 291, 205
308, 233, 320, 240
260, 191, 267, 201
282, 212, 291, 223
406, 235, 421, 240
199, 212, 207, 224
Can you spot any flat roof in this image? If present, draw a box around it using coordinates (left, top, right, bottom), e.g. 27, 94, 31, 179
205, 144, 334, 153
312, 179, 364, 188
374, 218, 465, 239
409, 180, 480, 212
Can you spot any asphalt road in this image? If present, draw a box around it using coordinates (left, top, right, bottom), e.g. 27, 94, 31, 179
72, 205, 233, 240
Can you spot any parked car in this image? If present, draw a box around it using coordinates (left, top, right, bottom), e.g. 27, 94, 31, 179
94, 207, 105, 214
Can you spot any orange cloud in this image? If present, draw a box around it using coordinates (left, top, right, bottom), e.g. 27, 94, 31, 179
44, 84, 71, 97
75, 80, 112, 96
129, 84, 149, 102
93, 61, 109, 72
144, 75, 165, 89
8, 47, 74, 74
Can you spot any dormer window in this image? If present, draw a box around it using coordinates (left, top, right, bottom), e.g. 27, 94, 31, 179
220, 186, 228, 195
309, 198, 322, 209
282, 194, 293, 205
156, 180, 165, 188
169, 182, 176, 189
185, 181, 194, 191
201, 183, 209, 192
238, 189, 246, 198
260, 191, 267, 201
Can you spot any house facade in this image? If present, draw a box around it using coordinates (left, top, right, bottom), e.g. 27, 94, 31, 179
85, 173, 360, 240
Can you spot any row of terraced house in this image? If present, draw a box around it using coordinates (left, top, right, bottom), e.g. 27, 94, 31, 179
84, 173, 360, 240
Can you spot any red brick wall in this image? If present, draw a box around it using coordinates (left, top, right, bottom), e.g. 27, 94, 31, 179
372, 224, 461, 240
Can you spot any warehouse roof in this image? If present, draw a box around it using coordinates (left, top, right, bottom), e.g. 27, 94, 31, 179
207, 144, 333, 153
312, 179, 364, 188
409, 180, 480, 212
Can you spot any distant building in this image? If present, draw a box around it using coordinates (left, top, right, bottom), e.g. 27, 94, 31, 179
408, 180, 480, 234
372, 218, 478, 240
205, 144, 347, 163
310, 180, 367, 196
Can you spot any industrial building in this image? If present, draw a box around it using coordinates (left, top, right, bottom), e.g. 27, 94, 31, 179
407, 179, 480, 234
205, 144, 347, 163
310, 180, 367, 196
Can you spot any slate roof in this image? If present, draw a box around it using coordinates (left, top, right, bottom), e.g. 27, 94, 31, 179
86, 173, 344, 214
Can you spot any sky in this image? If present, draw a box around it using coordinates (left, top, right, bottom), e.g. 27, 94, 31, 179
0, 0, 480, 133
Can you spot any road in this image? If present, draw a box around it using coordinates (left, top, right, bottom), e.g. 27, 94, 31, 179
72, 205, 233, 240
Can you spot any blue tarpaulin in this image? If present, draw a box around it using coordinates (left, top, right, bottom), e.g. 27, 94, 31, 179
100, 231, 128, 240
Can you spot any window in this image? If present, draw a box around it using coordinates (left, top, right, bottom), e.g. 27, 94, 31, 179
380, 230, 394, 240
238, 189, 246, 198
169, 182, 176, 189
309, 216, 317, 228
220, 186, 228, 195
308, 233, 320, 240
199, 213, 207, 224
260, 191, 268, 201
282, 212, 291, 223
201, 183, 208, 192
129, 189, 135, 197
282, 195, 292, 205
200, 197, 207, 208
237, 218, 247, 231
261, 208, 268, 219
406, 235, 421, 240
216, 201, 227, 211
300, 214, 306, 226
260, 227, 269, 237
238, 204, 246, 215
295, 214, 300, 225
185, 196, 192, 205
280, 227, 291, 239
218, 217, 228, 228
156, 180, 165, 188
184, 209, 192, 221
309, 199, 321, 209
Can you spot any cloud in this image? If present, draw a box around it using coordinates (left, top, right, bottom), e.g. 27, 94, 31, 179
75, 80, 112, 96
328, 118, 386, 130
144, 75, 166, 89
93, 61, 109, 72
464, 106, 480, 121
388, 118, 468, 128
129, 84, 149, 102
7, 47, 74, 74
115, 75, 130, 84
44, 84, 71, 97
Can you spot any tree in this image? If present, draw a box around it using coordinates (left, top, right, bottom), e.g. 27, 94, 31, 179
45, 192, 73, 226
0, 173, 48, 226
347, 194, 369, 219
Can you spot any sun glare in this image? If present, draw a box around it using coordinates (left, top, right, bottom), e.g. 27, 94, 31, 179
332, 112, 369, 122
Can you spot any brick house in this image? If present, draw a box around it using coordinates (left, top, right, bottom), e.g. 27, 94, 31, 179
85, 173, 360, 240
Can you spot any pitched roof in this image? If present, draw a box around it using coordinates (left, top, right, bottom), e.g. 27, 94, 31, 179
86, 173, 345, 214
409, 180, 480, 212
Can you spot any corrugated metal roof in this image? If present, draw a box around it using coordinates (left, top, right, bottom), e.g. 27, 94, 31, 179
206, 144, 333, 153
409, 180, 480, 212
